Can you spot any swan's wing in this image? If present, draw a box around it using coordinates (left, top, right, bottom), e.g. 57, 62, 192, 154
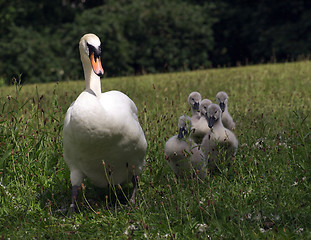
127, 97, 139, 121
128, 96, 138, 116
100, 90, 139, 121
63, 100, 75, 129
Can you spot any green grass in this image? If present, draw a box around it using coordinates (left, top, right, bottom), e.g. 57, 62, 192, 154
0, 61, 310, 239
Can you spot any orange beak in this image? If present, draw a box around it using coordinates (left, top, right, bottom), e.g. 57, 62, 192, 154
90, 52, 104, 76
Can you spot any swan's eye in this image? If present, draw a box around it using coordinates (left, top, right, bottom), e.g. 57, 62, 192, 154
87, 43, 101, 58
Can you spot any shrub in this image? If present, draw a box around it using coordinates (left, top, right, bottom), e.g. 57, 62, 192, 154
0, 0, 216, 83
0, 26, 65, 84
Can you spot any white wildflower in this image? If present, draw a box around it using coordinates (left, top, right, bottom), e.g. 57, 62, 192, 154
163, 234, 170, 239
253, 138, 266, 149
253, 213, 261, 221
246, 213, 252, 220
278, 142, 288, 148
271, 214, 280, 221
197, 223, 208, 233
292, 181, 298, 186
0, 182, 6, 189
124, 224, 138, 235
243, 189, 252, 198
0, 181, 15, 201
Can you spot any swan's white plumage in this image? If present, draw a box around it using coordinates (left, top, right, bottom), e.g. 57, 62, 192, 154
216, 91, 235, 131
165, 116, 206, 179
63, 34, 147, 192
201, 104, 238, 172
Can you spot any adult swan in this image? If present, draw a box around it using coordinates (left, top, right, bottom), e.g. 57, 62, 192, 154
63, 34, 147, 212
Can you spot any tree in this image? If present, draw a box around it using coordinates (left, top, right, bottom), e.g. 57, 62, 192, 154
211, 0, 311, 66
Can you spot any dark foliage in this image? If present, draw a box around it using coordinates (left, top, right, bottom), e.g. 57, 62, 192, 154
211, 0, 311, 66
0, 0, 310, 84
0, 0, 216, 83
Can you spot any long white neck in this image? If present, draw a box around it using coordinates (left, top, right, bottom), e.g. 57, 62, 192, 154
81, 56, 102, 97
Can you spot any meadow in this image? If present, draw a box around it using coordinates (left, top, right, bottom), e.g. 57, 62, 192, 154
0, 61, 310, 239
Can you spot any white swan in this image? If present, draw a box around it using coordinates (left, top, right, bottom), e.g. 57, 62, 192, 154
190, 99, 212, 144
165, 116, 206, 179
216, 91, 235, 130
63, 34, 147, 212
201, 104, 238, 172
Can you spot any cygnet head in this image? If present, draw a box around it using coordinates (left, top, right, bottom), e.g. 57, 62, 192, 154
188, 92, 201, 111
216, 91, 229, 113
199, 99, 212, 117
177, 115, 192, 139
79, 33, 104, 77
205, 104, 222, 128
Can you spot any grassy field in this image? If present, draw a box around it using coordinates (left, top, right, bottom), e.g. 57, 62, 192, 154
0, 61, 310, 239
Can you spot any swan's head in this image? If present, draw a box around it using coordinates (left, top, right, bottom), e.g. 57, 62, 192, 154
177, 115, 192, 139
188, 92, 201, 111
199, 99, 212, 116
205, 104, 222, 128
79, 33, 104, 77
216, 91, 228, 112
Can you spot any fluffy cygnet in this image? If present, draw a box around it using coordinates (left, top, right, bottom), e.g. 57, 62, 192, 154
190, 99, 212, 144
188, 92, 202, 122
216, 91, 235, 131
165, 116, 206, 179
201, 104, 238, 172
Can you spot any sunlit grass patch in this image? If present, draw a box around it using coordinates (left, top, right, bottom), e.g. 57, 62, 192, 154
0, 61, 310, 239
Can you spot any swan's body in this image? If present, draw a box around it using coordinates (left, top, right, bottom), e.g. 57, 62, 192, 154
216, 91, 235, 131
201, 104, 238, 172
190, 99, 212, 144
165, 116, 206, 179
63, 91, 146, 187
63, 34, 147, 211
